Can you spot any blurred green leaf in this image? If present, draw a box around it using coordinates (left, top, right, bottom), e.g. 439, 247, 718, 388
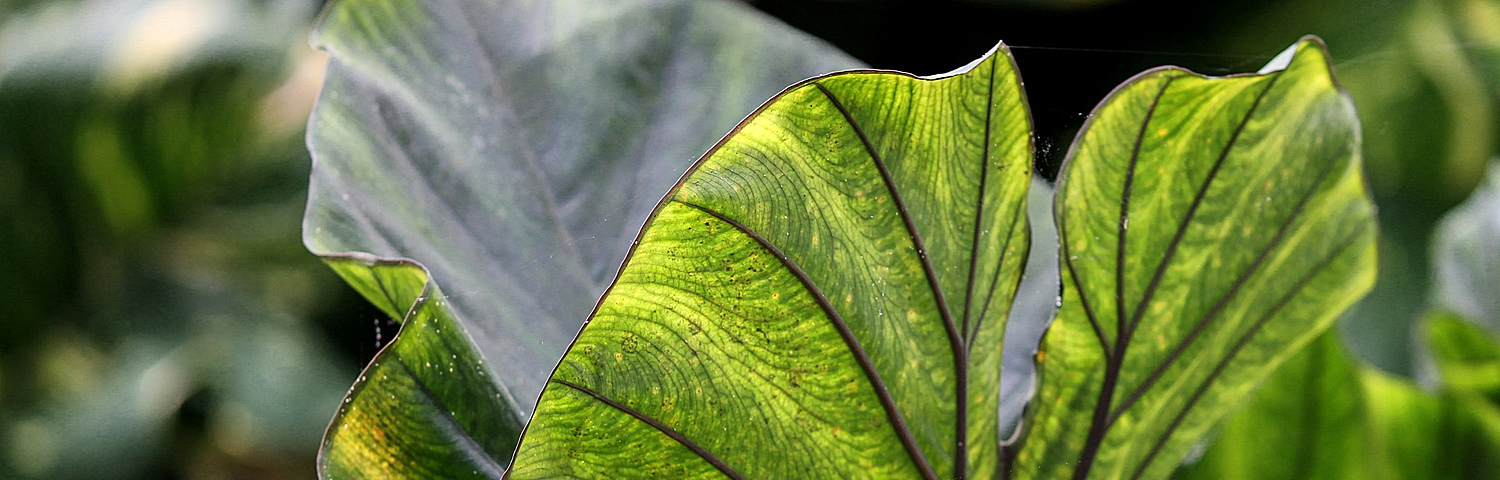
0, 0, 317, 347
510, 45, 1033, 479
1, 258, 352, 480
1422, 311, 1500, 402
1015, 38, 1377, 480
1178, 329, 1500, 480
1171, 332, 1376, 480
303, 0, 859, 477
0, 0, 349, 478
1362, 368, 1500, 479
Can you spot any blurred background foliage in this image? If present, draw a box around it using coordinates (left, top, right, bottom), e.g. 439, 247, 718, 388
0, 0, 376, 478
2, 0, 1498, 478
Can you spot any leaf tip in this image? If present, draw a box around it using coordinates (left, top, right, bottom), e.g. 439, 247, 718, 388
1257, 35, 1324, 72
923, 40, 1011, 80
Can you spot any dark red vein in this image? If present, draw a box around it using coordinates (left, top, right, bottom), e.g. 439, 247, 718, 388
674, 199, 939, 480
1122, 73, 1282, 338
551, 378, 746, 480
1072, 76, 1176, 480
1072, 73, 1280, 480
1061, 229, 1112, 355
1127, 224, 1369, 480
1116, 76, 1176, 360
968, 202, 1027, 351
962, 55, 1001, 345
1107, 149, 1342, 422
814, 82, 969, 479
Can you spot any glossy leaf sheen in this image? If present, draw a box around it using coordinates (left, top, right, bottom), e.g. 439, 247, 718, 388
1014, 38, 1376, 480
510, 46, 1033, 480
303, 0, 858, 477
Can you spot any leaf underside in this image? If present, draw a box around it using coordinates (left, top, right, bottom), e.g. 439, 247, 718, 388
510, 46, 1033, 480
303, 0, 859, 478
1013, 37, 1376, 480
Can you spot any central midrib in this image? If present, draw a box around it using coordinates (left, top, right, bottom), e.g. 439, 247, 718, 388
1072, 70, 1283, 480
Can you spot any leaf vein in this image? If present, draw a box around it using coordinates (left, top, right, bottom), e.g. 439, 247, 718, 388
550, 378, 745, 480
673, 199, 939, 480
1107, 142, 1344, 422
1126, 223, 1369, 480
814, 81, 968, 479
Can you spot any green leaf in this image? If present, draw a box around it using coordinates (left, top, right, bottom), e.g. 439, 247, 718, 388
1171, 332, 1376, 480
317, 258, 524, 478
509, 45, 1033, 479
1431, 161, 1500, 333
1362, 368, 1500, 479
1013, 37, 1377, 480
1423, 311, 1500, 401
303, 0, 858, 477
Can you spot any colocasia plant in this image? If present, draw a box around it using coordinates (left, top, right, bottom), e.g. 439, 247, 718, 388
302, 0, 1374, 479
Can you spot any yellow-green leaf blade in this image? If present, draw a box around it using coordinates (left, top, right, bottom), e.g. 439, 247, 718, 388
512, 45, 1033, 480
318, 259, 523, 480
1015, 37, 1377, 480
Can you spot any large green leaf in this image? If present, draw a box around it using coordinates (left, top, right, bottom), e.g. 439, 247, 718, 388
303, 0, 858, 477
1170, 332, 1376, 480
1013, 37, 1377, 480
509, 45, 1033, 479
